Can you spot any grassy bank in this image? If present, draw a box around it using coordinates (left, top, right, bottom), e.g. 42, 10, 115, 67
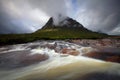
0, 27, 108, 45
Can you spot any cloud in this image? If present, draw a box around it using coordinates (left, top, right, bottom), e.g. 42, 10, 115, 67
27, 0, 67, 25
109, 23, 120, 35
0, 0, 120, 35
73, 0, 120, 34
0, 0, 50, 33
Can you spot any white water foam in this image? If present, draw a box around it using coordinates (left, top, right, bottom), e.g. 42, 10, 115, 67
0, 41, 120, 80
0, 46, 27, 53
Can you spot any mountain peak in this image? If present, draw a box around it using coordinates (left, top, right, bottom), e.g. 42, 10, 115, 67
59, 17, 84, 28
42, 17, 84, 29
42, 17, 54, 29
35, 17, 107, 39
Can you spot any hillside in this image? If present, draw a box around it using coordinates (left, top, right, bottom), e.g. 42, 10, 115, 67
34, 17, 108, 39
0, 17, 109, 45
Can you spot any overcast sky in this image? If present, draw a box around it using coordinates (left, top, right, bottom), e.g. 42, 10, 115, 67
0, 0, 120, 35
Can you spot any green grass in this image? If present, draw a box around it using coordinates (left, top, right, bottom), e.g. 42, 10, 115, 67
34, 27, 108, 39
0, 27, 108, 45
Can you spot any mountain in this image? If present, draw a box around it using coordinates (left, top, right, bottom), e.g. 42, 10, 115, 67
41, 17, 54, 29
0, 17, 110, 45
34, 17, 107, 39
41, 17, 88, 31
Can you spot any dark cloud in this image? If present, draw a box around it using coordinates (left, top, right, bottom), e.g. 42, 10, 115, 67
0, 0, 120, 35
0, 0, 48, 34
74, 0, 120, 34
0, 9, 31, 34
0, 0, 34, 34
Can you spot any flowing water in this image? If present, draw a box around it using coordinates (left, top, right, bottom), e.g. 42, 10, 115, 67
0, 41, 120, 80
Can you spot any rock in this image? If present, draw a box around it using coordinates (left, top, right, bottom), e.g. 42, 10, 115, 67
46, 44, 56, 49
82, 51, 120, 63
70, 39, 120, 48
61, 48, 80, 56
106, 56, 120, 63
20, 54, 49, 66
78, 72, 120, 80
82, 51, 103, 60
0, 50, 49, 69
29, 45, 39, 49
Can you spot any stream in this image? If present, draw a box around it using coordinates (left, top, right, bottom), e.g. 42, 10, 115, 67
0, 40, 120, 80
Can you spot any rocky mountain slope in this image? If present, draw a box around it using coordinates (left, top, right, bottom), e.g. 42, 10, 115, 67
35, 17, 107, 39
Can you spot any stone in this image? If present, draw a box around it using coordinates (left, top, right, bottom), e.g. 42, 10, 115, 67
61, 48, 80, 56
106, 56, 120, 63
0, 50, 49, 69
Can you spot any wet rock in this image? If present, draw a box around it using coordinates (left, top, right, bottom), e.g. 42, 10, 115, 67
77, 72, 120, 80
61, 48, 80, 56
70, 39, 120, 48
0, 50, 49, 69
20, 54, 49, 67
82, 51, 104, 60
46, 44, 56, 49
106, 56, 120, 63
28, 45, 39, 49
82, 51, 120, 63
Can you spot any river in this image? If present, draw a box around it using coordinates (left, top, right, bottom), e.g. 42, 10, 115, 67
0, 40, 120, 80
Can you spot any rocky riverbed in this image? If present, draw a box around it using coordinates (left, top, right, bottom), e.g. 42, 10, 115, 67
0, 39, 120, 80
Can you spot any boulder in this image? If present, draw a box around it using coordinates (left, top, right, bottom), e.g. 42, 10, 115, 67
106, 56, 120, 63
0, 50, 49, 69
61, 48, 80, 56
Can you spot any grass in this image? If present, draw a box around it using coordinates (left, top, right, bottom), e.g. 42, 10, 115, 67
35, 27, 107, 39
0, 27, 108, 45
